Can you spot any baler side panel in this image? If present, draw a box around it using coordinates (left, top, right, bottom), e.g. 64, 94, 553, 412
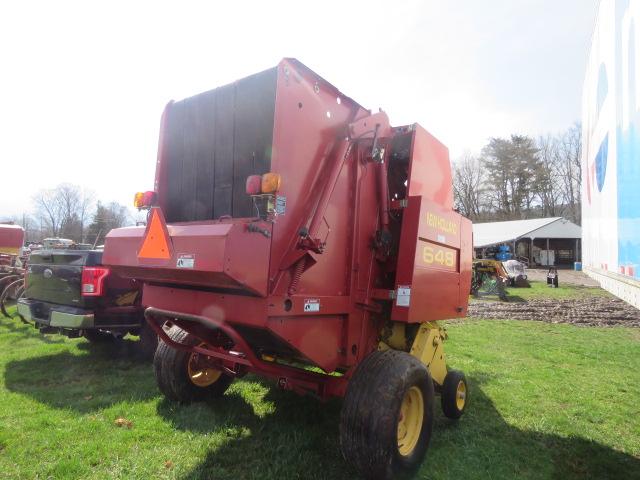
392, 196, 470, 322
407, 125, 454, 211
269, 59, 369, 296
267, 315, 345, 373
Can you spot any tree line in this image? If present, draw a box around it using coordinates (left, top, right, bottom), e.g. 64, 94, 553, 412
7, 183, 132, 245
453, 122, 581, 224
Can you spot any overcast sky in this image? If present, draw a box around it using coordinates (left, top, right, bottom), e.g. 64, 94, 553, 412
0, 0, 598, 219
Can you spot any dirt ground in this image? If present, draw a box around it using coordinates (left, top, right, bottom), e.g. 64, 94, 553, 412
468, 296, 640, 327
468, 269, 640, 327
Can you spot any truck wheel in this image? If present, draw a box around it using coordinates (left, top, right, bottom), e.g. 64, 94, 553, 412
83, 330, 114, 343
340, 349, 434, 480
137, 321, 158, 359
154, 325, 233, 403
441, 370, 468, 419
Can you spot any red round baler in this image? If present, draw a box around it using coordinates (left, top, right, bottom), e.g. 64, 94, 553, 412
103, 59, 472, 479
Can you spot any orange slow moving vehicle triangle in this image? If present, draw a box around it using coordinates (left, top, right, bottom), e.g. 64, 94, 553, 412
138, 208, 172, 259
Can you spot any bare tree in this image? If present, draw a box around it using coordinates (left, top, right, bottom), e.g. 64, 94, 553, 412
453, 153, 485, 220
557, 122, 582, 224
536, 134, 563, 217
33, 183, 95, 241
86, 201, 132, 245
33, 188, 64, 237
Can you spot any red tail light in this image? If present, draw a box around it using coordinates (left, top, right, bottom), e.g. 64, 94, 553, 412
81, 267, 110, 296
134, 191, 157, 209
245, 175, 262, 195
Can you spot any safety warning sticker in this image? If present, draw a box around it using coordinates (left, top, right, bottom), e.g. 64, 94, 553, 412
396, 286, 411, 307
176, 254, 195, 269
303, 298, 320, 312
276, 195, 287, 215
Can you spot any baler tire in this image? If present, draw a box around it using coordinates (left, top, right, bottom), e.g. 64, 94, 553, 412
441, 370, 468, 419
83, 330, 115, 343
154, 325, 233, 403
137, 321, 158, 360
339, 349, 434, 480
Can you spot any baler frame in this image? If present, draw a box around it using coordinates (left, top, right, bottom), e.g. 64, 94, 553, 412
145, 306, 347, 398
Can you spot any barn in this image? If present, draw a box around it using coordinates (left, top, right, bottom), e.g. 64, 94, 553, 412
473, 217, 582, 266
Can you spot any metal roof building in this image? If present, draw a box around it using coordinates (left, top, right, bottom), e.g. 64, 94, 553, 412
473, 217, 582, 266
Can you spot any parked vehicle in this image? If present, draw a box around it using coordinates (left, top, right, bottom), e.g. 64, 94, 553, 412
502, 259, 530, 287
104, 59, 472, 478
471, 259, 509, 300
17, 247, 156, 356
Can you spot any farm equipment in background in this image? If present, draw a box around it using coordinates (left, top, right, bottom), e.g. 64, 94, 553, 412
547, 267, 559, 288
472, 243, 530, 298
471, 259, 509, 301
0, 224, 26, 318
502, 259, 531, 287
103, 59, 473, 479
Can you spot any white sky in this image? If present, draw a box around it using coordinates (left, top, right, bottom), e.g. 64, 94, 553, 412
0, 0, 597, 218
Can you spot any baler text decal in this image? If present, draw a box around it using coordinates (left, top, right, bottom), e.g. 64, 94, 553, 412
426, 212, 457, 235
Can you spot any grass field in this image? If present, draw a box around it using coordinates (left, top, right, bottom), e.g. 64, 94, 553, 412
0, 306, 639, 479
503, 280, 611, 301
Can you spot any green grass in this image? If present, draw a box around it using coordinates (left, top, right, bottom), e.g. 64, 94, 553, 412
472, 280, 610, 302
0, 308, 638, 479
503, 280, 610, 301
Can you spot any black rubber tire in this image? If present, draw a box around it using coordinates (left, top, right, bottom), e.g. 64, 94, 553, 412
340, 349, 435, 480
153, 325, 233, 403
441, 370, 468, 419
83, 329, 115, 343
137, 321, 159, 360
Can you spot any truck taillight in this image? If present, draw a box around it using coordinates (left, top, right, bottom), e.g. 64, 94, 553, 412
134, 191, 157, 209
81, 267, 110, 296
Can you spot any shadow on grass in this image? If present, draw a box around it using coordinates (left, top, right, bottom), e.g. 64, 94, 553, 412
158, 375, 640, 480
0, 316, 68, 344
4, 348, 639, 479
4, 340, 155, 413
158, 377, 352, 479
504, 294, 527, 303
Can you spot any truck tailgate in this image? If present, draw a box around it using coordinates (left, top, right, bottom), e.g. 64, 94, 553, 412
25, 250, 100, 308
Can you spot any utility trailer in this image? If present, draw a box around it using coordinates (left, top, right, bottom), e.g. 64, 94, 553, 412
103, 58, 472, 479
0, 224, 26, 316
0, 224, 24, 263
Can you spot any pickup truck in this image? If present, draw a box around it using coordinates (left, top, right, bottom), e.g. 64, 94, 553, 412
17, 248, 156, 357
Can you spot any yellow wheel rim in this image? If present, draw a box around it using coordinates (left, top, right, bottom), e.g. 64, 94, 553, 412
456, 380, 467, 410
188, 346, 222, 387
397, 386, 424, 456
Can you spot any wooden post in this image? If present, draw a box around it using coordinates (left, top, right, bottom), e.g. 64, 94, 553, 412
530, 237, 534, 265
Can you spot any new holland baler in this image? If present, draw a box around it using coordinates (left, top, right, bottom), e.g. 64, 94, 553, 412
103, 58, 472, 479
